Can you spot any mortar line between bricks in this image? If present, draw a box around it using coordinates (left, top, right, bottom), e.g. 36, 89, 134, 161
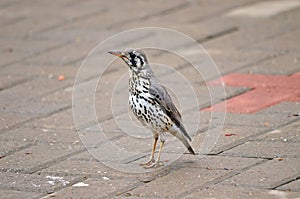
238, 24, 300, 51
34, 176, 88, 198
121, 154, 264, 197
197, 27, 239, 44
0, 141, 36, 159
112, 167, 179, 198
63, 31, 155, 66
31, 149, 86, 174
189, 0, 261, 23
0, 174, 88, 197
147, 38, 288, 89
33, 67, 121, 102
117, 156, 269, 198
1, 148, 87, 175
218, 153, 274, 160
142, 2, 190, 20
0, 40, 72, 69
220, 153, 300, 160
219, 50, 289, 78
246, 138, 300, 144
66, 26, 238, 68
151, 26, 239, 58
215, 174, 300, 190
210, 117, 300, 155
176, 158, 270, 198
106, 2, 190, 30
273, 175, 300, 190
26, 8, 108, 38
0, 187, 43, 197
0, 105, 72, 134
0, 77, 33, 92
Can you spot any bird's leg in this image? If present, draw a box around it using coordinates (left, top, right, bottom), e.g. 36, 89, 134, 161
155, 140, 165, 166
144, 140, 165, 169
140, 135, 158, 166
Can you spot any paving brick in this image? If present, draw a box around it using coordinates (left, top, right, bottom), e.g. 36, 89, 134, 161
0, 112, 32, 131
208, 49, 280, 77
222, 141, 300, 159
41, 86, 73, 104
0, 73, 30, 91
51, 151, 170, 180
36, 28, 114, 44
239, 52, 300, 75
0, 171, 80, 194
1, 62, 80, 80
129, 167, 227, 198
100, 1, 191, 30
41, 176, 139, 198
41, 155, 156, 181
220, 158, 300, 189
206, 7, 300, 51
3, 99, 69, 118
41, 158, 114, 178
258, 102, 300, 114
0, 39, 66, 67
255, 120, 300, 143
0, 190, 41, 199
277, 179, 300, 192
199, 111, 296, 128
111, 0, 252, 31
0, 1, 106, 39
0, 77, 73, 107
205, 72, 300, 113
175, 154, 262, 171
247, 28, 300, 52
0, 142, 83, 173
23, 42, 95, 66
0, 139, 33, 158
209, 125, 267, 154
1, 127, 81, 144
185, 184, 300, 199
26, 108, 74, 130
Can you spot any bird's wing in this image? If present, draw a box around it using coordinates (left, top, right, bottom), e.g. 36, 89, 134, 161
149, 79, 192, 141
149, 80, 182, 125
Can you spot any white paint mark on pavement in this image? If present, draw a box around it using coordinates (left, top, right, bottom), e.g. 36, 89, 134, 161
72, 182, 89, 187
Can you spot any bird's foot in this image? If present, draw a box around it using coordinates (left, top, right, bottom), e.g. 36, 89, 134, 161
143, 161, 164, 169
139, 158, 155, 166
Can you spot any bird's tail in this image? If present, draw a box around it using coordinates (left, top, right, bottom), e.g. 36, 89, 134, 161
170, 125, 195, 155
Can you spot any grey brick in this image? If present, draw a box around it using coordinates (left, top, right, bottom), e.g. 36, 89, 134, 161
220, 158, 300, 189
0, 171, 80, 194
0, 142, 83, 173
185, 184, 300, 199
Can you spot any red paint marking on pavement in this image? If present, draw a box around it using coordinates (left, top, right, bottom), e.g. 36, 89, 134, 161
202, 71, 300, 114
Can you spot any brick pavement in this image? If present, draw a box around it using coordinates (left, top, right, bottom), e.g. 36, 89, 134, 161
0, 0, 300, 198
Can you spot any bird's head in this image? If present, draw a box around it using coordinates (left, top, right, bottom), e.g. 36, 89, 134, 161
108, 49, 148, 73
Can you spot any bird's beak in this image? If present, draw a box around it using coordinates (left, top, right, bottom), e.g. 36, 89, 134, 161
108, 50, 125, 58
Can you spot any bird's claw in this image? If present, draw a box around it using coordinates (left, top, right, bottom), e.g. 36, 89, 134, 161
139, 158, 155, 166
142, 161, 164, 169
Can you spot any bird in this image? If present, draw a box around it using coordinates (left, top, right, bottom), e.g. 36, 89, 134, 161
108, 49, 195, 168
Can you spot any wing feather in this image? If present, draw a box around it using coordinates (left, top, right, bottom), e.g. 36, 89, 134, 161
149, 80, 192, 141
